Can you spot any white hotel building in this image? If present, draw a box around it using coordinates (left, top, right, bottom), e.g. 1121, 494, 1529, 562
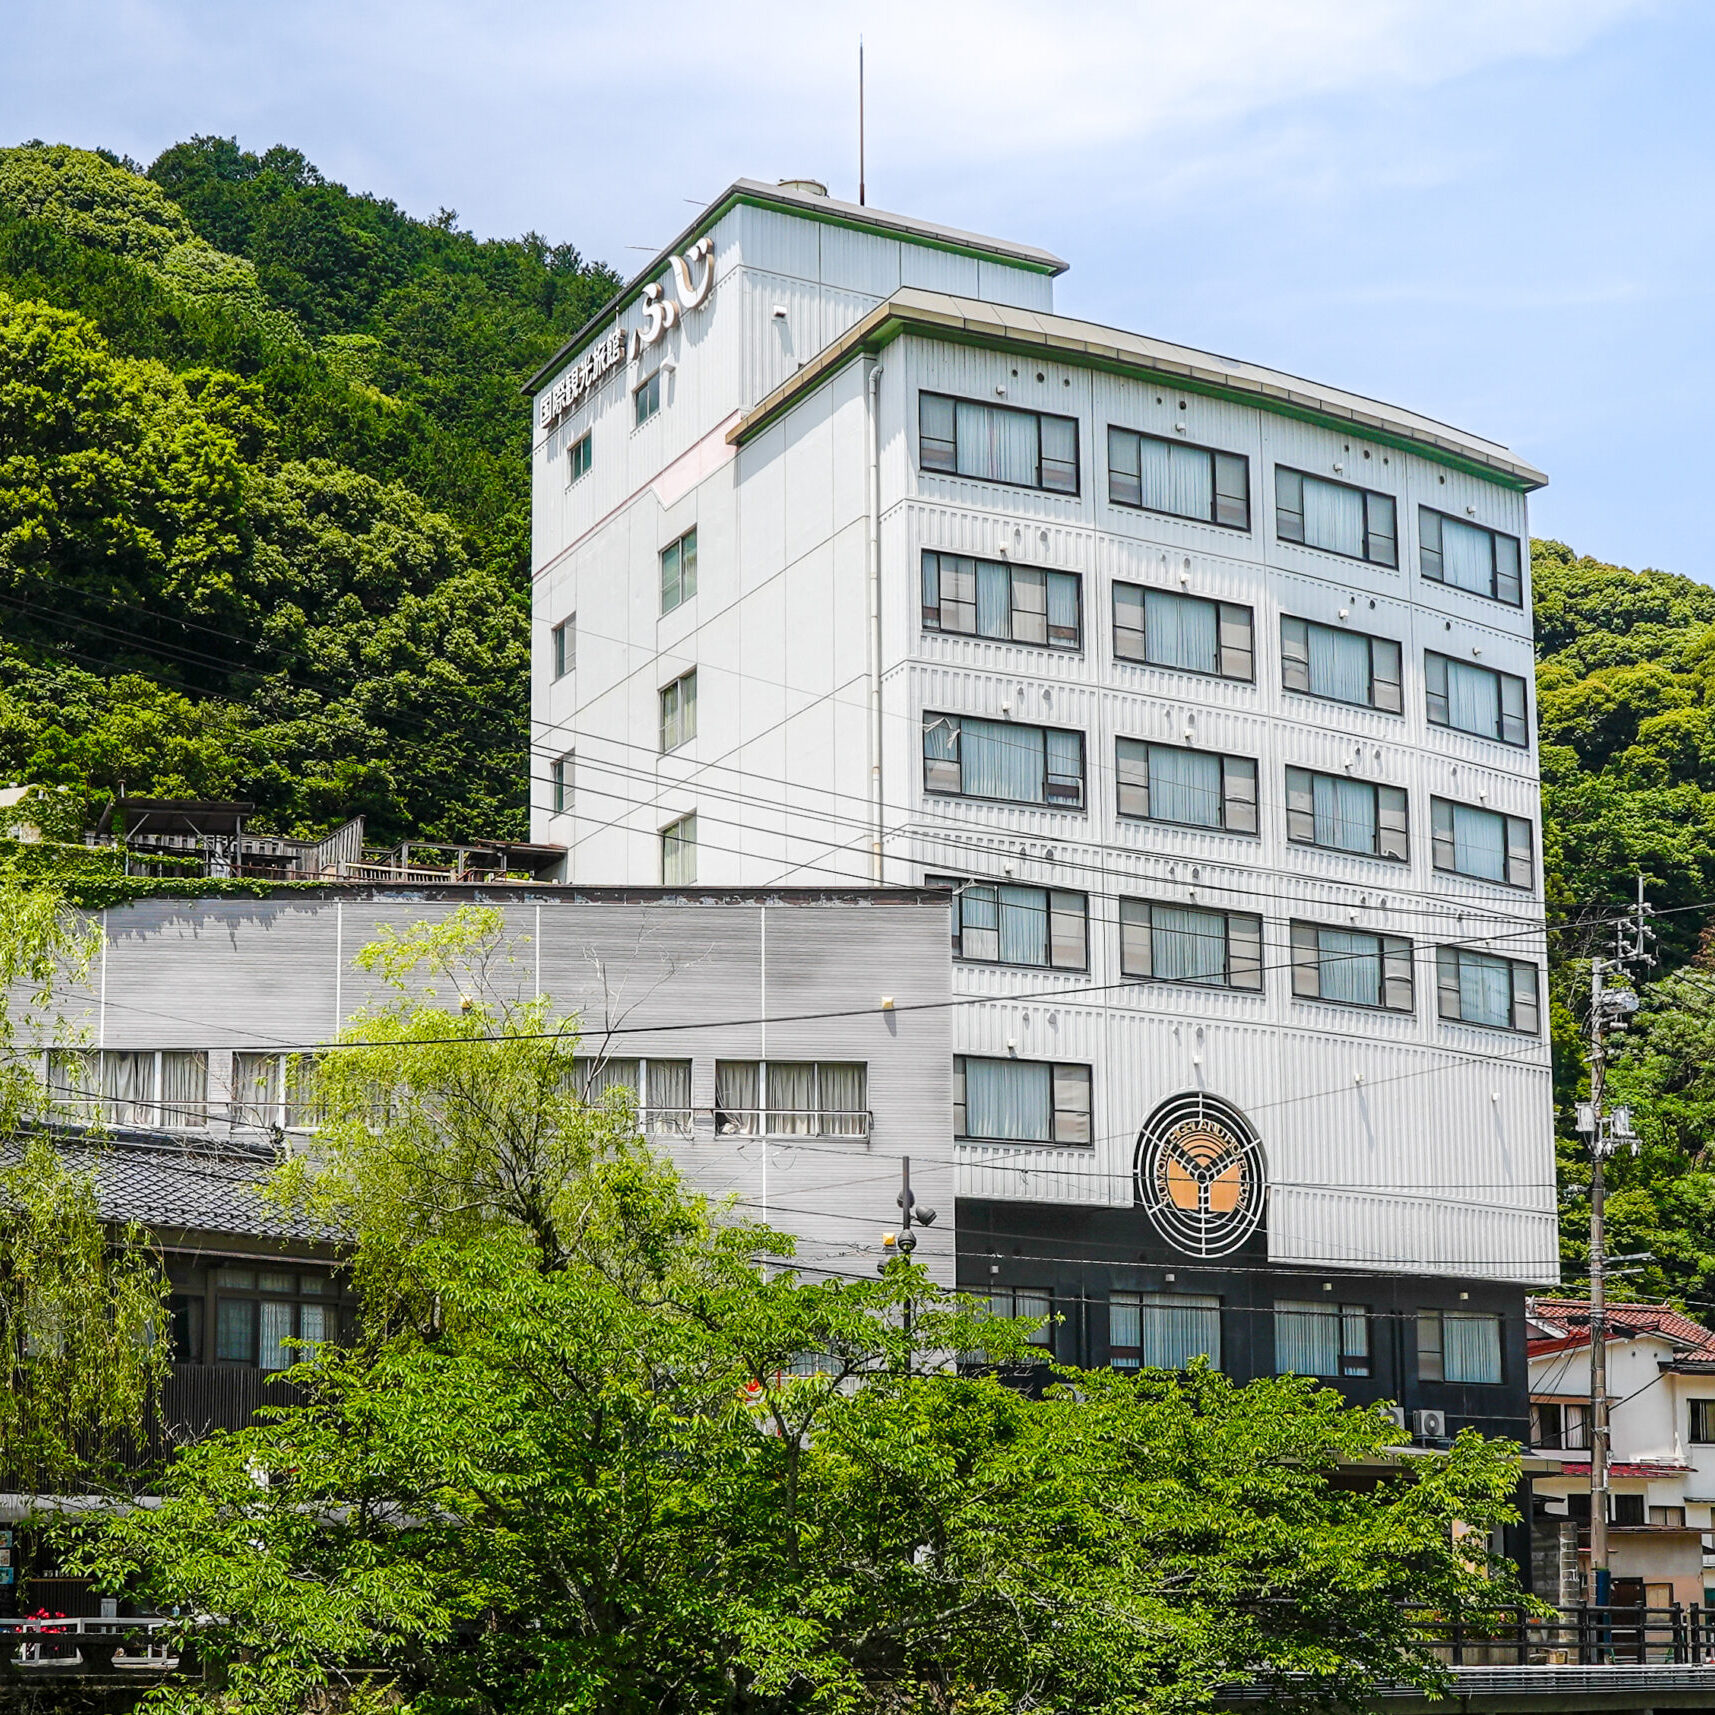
527, 177, 1554, 1444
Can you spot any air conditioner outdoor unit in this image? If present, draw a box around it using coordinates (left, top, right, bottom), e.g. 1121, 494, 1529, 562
1411, 1408, 1448, 1441
1380, 1405, 1407, 1431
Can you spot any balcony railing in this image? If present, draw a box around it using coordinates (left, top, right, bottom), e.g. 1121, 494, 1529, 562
712, 1109, 874, 1141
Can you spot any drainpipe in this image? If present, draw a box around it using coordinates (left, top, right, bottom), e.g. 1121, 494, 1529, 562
866, 359, 885, 884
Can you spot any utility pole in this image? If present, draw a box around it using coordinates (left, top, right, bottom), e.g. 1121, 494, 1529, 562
1578, 878, 1651, 1607
880, 1156, 936, 1346
858, 38, 867, 206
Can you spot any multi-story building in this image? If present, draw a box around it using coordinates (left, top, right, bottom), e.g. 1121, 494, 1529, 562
527, 177, 1553, 1441
1529, 1298, 1715, 1607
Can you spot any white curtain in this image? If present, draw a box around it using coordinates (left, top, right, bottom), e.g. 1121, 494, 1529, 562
1440, 516, 1495, 593
298, 1304, 328, 1350
1152, 906, 1226, 984
161, 1051, 207, 1127
647, 1060, 692, 1134
965, 1058, 1051, 1141
1136, 436, 1175, 512
1303, 477, 1365, 558
1139, 1293, 1221, 1368
1149, 746, 1222, 826
767, 1062, 817, 1136
576, 1057, 640, 1103
818, 1063, 867, 1135
102, 1051, 155, 1127
1452, 805, 1507, 880
1308, 624, 1372, 704
961, 716, 1044, 802
1109, 1295, 1141, 1363
1046, 571, 1079, 640
232, 1051, 277, 1126
46, 1050, 96, 1116
997, 885, 1049, 965
1143, 589, 1218, 672
1317, 929, 1381, 1006
976, 560, 1011, 637
1458, 953, 1512, 1027
1275, 1302, 1339, 1376
1312, 775, 1377, 853
259, 1300, 295, 1372
956, 400, 1038, 486
1443, 1313, 1502, 1383
1446, 660, 1500, 737
714, 1061, 760, 1135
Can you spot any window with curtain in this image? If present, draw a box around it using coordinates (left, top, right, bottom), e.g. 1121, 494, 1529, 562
659, 668, 698, 752
920, 713, 1086, 809
1115, 739, 1257, 833
230, 1053, 321, 1130
1107, 426, 1250, 529
1119, 899, 1263, 990
1430, 798, 1533, 888
1275, 1302, 1371, 1377
928, 876, 1088, 970
955, 1056, 1091, 1145
1435, 947, 1540, 1032
760, 1063, 869, 1136
713, 1061, 759, 1135
1285, 767, 1409, 861
1108, 1292, 1222, 1369
213, 1267, 338, 1369
1280, 616, 1402, 712
1275, 468, 1397, 565
46, 1049, 207, 1130
980, 1287, 1055, 1353
552, 615, 576, 677
1418, 1309, 1502, 1384
1113, 583, 1254, 679
1419, 508, 1523, 605
1289, 922, 1414, 1011
661, 813, 697, 884
918, 392, 1079, 494
660, 525, 697, 613
920, 552, 1082, 650
646, 1061, 693, 1135
573, 1057, 641, 1105
1425, 652, 1529, 746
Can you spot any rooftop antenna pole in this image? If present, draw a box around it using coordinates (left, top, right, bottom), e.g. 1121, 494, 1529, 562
858, 37, 866, 206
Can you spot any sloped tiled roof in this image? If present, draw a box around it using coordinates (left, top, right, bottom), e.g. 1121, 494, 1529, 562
1528, 1297, 1715, 1360
4, 1129, 338, 1245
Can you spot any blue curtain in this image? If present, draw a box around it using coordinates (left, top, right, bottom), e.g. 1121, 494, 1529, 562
964, 1058, 1052, 1141
1143, 590, 1218, 672
1046, 571, 1079, 637
1458, 952, 1512, 1026
1275, 1303, 1338, 1375
960, 717, 1044, 802
1446, 660, 1500, 737
1152, 906, 1226, 983
1303, 477, 1365, 557
976, 560, 1011, 638
1443, 1313, 1501, 1383
1311, 775, 1377, 852
1440, 516, 1494, 594
1308, 624, 1371, 703
1139, 1294, 1221, 1367
997, 885, 1048, 965
1452, 804, 1507, 879
1317, 929, 1380, 1006
1150, 746, 1222, 826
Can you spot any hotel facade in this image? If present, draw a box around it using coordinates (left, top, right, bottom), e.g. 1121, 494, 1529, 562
527, 178, 1554, 1442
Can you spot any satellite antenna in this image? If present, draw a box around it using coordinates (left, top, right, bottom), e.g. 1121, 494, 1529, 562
858, 37, 866, 205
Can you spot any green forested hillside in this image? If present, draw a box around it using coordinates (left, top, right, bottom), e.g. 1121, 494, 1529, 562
0, 138, 617, 842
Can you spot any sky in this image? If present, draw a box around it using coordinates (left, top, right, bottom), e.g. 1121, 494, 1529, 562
6, 0, 1712, 578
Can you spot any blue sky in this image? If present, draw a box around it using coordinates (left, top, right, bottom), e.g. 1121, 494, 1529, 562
6, 0, 1710, 579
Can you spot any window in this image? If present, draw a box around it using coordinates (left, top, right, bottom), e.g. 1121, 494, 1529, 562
1276, 468, 1397, 566
928, 875, 1088, 971
709, 1061, 869, 1139
1116, 739, 1257, 833
552, 615, 576, 679
1425, 653, 1529, 747
1280, 616, 1402, 712
1691, 1400, 1715, 1444
981, 1286, 1056, 1350
567, 430, 592, 482
47, 1049, 208, 1130
1531, 1401, 1590, 1449
1612, 1494, 1646, 1526
1417, 1308, 1502, 1384
1107, 426, 1250, 529
570, 1057, 694, 1135
918, 392, 1078, 494
1275, 1301, 1371, 1378
1435, 946, 1540, 1033
922, 713, 1085, 810
168, 1294, 204, 1362
1119, 899, 1263, 991
1290, 922, 1414, 1011
1284, 767, 1409, 861
1112, 583, 1254, 680
213, 1267, 333, 1371
1108, 1292, 1221, 1369
661, 813, 696, 885
634, 369, 661, 425
1431, 798, 1533, 888
1419, 508, 1523, 606
920, 551, 1081, 650
660, 527, 697, 614
231, 1052, 321, 1130
1650, 1504, 1686, 1528
550, 754, 573, 815
660, 669, 697, 752
955, 1056, 1091, 1145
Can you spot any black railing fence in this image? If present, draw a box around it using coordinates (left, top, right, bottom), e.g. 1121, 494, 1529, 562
1405, 1602, 1715, 1666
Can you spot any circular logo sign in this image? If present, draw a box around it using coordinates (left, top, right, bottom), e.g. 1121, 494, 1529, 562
1135, 1092, 1266, 1259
